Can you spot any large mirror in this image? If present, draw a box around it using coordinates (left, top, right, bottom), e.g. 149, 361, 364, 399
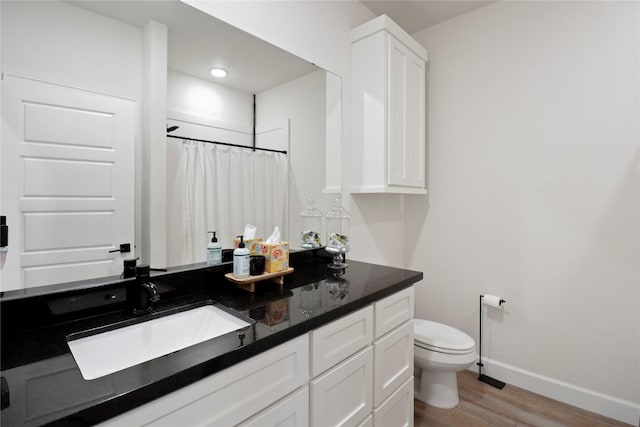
0, 0, 341, 292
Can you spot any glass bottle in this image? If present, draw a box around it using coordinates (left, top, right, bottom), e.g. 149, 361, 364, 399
299, 198, 323, 248
325, 197, 350, 268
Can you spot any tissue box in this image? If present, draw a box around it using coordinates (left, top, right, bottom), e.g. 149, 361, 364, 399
257, 241, 289, 273
262, 300, 289, 326
234, 237, 263, 255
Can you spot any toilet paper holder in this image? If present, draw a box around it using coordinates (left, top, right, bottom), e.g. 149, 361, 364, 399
477, 294, 507, 389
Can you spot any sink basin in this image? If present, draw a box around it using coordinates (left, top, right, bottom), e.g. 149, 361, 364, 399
68, 304, 252, 380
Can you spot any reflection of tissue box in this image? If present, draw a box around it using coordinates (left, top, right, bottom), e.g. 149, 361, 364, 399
257, 242, 289, 273
262, 300, 289, 326
234, 238, 263, 255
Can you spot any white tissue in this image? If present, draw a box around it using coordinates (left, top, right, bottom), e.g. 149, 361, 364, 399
265, 226, 280, 244
243, 224, 257, 240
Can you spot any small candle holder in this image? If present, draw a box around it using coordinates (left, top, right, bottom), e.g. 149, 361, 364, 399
299, 197, 323, 249
325, 197, 350, 269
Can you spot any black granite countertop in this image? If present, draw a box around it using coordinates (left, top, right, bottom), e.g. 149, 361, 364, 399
0, 251, 422, 426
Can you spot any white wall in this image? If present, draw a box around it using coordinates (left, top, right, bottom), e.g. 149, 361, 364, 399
410, 1, 639, 421
1, 1, 142, 99
257, 69, 332, 246
167, 70, 254, 125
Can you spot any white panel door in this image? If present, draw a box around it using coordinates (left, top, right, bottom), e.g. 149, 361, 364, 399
1, 75, 135, 291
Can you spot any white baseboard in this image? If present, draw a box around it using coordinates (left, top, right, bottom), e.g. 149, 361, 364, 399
467, 358, 640, 426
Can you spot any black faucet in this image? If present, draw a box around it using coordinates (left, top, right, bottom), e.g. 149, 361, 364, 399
130, 265, 160, 315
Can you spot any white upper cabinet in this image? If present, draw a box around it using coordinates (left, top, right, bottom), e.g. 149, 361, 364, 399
351, 15, 427, 194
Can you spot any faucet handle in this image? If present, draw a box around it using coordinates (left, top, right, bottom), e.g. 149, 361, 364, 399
148, 282, 160, 302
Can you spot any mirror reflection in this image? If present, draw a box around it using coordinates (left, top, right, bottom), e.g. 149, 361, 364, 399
0, 0, 341, 292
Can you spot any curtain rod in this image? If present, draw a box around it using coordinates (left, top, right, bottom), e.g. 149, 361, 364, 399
166, 134, 287, 155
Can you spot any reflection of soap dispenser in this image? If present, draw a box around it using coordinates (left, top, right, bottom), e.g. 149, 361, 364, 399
0, 216, 7, 270
233, 235, 250, 279
207, 231, 222, 265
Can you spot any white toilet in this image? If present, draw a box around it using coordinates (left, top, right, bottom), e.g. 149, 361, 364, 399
413, 319, 477, 409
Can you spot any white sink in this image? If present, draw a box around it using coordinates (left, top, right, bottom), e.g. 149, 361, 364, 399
68, 305, 252, 380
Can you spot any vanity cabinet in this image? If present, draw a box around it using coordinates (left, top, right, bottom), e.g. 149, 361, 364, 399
310, 346, 373, 426
310, 286, 415, 427
351, 15, 428, 194
311, 305, 374, 376
238, 385, 309, 427
373, 286, 415, 426
96, 286, 414, 427
96, 335, 309, 427
373, 376, 414, 427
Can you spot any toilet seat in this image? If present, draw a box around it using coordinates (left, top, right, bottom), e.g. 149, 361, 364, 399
414, 320, 475, 355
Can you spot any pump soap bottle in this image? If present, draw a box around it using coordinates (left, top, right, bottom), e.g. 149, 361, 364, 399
207, 231, 222, 265
233, 235, 250, 278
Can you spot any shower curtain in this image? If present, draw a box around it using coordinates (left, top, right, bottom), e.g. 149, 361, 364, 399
178, 141, 288, 264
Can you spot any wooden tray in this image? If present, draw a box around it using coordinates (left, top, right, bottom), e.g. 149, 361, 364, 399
224, 267, 294, 292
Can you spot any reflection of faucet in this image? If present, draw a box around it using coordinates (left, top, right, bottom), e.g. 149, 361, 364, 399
130, 265, 160, 315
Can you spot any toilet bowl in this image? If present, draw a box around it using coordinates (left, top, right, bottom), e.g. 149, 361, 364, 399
413, 319, 477, 409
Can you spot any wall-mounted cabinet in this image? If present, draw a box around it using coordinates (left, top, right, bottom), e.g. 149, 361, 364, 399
351, 15, 427, 194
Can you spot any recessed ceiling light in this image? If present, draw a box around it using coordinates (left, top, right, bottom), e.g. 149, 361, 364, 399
210, 68, 227, 78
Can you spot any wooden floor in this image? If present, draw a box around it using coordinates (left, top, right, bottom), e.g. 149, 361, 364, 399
414, 370, 632, 427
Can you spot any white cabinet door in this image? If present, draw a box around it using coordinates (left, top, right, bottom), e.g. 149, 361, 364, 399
374, 286, 414, 339
97, 335, 309, 427
310, 346, 373, 427
311, 305, 373, 377
1, 75, 135, 291
373, 377, 414, 427
238, 386, 308, 427
387, 36, 425, 189
373, 320, 414, 407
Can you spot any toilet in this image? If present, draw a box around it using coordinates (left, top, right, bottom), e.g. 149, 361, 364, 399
413, 319, 477, 409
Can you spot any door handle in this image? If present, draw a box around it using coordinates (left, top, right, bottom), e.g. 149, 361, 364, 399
109, 243, 131, 254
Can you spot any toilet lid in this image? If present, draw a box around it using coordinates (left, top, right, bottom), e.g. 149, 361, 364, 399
414, 320, 475, 354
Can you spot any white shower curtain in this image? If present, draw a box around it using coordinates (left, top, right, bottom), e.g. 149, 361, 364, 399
179, 141, 288, 264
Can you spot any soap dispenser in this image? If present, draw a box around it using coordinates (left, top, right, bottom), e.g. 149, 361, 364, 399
233, 235, 250, 279
207, 231, 222, 265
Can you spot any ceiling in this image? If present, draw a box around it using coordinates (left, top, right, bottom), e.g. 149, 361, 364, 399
70, 0, 492, 93
69, 0, 318, 94
361, 0, 493, 34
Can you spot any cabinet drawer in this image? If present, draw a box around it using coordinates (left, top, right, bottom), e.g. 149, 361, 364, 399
310, 346, 373, 427
97, 335, 309, 427
238, 386, 308, 427
374, 286, 414, 339
373, 320, 414, 407
311, 305, 373, 376
373, 376, 414, 427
